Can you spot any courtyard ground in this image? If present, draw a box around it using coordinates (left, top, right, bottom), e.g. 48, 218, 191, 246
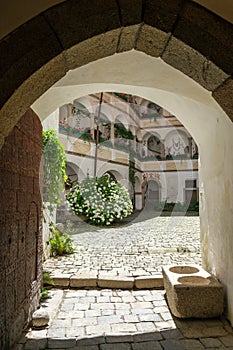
44, 213, 201, 278
17, 213, 233, 349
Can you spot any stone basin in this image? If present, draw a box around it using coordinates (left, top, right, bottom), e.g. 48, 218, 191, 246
169, 266, 199, 274
162, 264, 224, 318
178, 275, 210, 286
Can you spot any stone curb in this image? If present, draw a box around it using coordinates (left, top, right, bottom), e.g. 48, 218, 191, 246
50, 274, 164, 290
22, 331, 175, 349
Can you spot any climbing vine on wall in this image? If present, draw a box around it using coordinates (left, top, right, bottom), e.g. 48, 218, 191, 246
129, 156, 136, 190
42, 129, 67, 212
114, 124, 134, 140
129, 156, 136, 208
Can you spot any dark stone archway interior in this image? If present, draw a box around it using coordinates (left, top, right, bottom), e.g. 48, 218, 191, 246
0, 0, 233, 143
0, 1, 233, 349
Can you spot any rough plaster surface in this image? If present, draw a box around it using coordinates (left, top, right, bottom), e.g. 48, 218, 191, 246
31, 51, 233, 326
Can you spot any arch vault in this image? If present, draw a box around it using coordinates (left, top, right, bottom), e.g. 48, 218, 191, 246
0, 2, 233, 343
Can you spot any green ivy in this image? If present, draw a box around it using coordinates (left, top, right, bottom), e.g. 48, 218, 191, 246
114, 124, 134, 140
129, 156, 136, 190
42, 130, 67, 212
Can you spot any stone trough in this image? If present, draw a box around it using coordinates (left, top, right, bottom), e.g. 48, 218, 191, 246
162, 264, 224, 318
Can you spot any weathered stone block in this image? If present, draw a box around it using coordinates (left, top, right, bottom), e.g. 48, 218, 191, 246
136, 24, 168, 58
0, 16, 62, 110
162, 36, 229, 91
162, 265, 224, 318
44, 0, 120, 49
65, 29, 120, 72
213, 78, 233, 122
98, 276, 134, 289
24, 338, 47, 350
70, 273, 98, 288
133, 332, 163, 342
51, 274, 71, 287
117, 0, 143, 26
100, 343, 131, 350
144, 0, 183, 33
117, 25, 140, 53
173, 1, 233, 75
106, 334, 133, 343
135, 275, 164, 289
76, 335, 105, 346
47, 337, 76, 348
73, 346, 99, 350
32, 308, 50, 328
132, 341, 163, 350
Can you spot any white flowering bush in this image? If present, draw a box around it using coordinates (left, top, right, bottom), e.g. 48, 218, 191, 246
66, 174, 133, 225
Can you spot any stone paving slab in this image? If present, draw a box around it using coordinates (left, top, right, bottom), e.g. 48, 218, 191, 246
17, 289, 233, 350
17, 215, 233, 349
44, 216, 201, 284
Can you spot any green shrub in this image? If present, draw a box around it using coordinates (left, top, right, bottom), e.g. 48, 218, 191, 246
49, 226, 75, 256
154, 201, 199, 212
188, 202, 199, 212
40, 287, 49, 302
40, 272, 54, 302
66, 174, 133, 225
42, 272, 55, 286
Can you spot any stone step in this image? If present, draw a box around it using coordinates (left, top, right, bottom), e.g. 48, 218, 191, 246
49, 273, 164, 290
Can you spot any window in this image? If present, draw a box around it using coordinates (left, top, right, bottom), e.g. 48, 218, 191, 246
185, 180, 197, 188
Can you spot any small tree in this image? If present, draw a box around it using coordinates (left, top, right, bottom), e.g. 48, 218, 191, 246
66, 174, 133, 225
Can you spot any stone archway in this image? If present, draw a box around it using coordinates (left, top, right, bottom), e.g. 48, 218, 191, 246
0, 0, 233, 144
0, 1, 233, 342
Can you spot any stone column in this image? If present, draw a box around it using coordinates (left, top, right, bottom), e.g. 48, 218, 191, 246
90, 113, 95, 140
133, 135, 137, 151
188, 137, 192, 158
142, 140, 148, 157
67, 103, 73, 117
139, 140, 143, 157
67, 102, 73, 127
110, 121, 115, 145
161, 139, 165, 159
193, 140, 198, 156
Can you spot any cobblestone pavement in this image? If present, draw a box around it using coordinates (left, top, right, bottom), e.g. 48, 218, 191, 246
44, 214, 201, 278
18, 215, 233, 349
19, 289, 233, 349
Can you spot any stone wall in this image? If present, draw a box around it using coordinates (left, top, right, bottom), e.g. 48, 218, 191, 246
0, 109, 42, 349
